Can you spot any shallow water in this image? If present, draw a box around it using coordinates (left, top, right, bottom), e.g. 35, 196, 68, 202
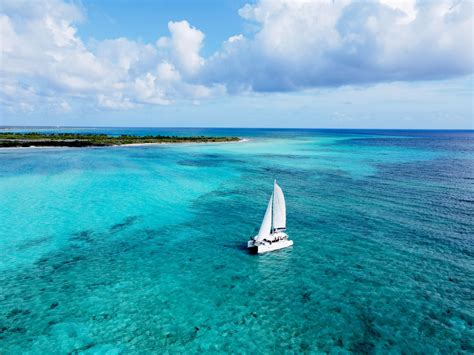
0, 129, 473, 353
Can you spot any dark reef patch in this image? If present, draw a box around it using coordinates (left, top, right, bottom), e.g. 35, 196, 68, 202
349, 308, 382, 353
302, 292, 312, 303
7, 309, 31, 319
70, 230, 95, 243
338, 135, 474, 153
16, 236, 50, 250
258, 153, 308, 160
109, 216, 140, 233
178, 157, 244, 168
177, 153, 245, 168
51, 255, 85, 271
9, 327, 26, 334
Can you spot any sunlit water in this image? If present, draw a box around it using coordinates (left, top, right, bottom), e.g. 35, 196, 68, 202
0, 128, 473, 353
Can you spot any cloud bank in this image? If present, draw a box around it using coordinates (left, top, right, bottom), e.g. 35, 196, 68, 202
205, 0, 472, 92
0, 0, 472, 112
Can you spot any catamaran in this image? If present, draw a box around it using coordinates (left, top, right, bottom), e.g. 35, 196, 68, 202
248, 180, 293, 253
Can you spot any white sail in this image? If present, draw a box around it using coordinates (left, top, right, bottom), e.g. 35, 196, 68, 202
272, 180, 286, 231
256, 193, 273, 241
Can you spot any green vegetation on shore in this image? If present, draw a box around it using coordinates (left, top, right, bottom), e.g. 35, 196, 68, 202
0, 132, 241, 148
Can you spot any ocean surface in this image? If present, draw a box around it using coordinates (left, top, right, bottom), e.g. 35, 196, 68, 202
0, 128, 473, 353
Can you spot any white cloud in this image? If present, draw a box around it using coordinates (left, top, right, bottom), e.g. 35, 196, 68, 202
57, 99, 72, 113
134, 73, 170, 105
157, 62, 181, 82
156, 21, 205, 77
0, 1, 109, 99
0, 1, 214, 113
204, 0, 473, 91
0, 0, 472, 115
379, 0, 417, 23
98, 94, 135, 110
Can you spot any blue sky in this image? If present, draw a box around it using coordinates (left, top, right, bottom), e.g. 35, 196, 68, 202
0, 0, 473, 128
79, 0, 249, 56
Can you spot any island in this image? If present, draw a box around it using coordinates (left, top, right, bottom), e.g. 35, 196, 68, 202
0, 132, 241, 148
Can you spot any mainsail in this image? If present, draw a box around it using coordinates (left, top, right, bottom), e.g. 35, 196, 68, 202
256, 193, 273, 241
272, 180, 286, 231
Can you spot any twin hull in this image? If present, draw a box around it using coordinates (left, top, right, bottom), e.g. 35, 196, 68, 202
247, 234, 293, 254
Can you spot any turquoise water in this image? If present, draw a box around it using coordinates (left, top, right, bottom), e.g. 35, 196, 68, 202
0, 129, 473, 353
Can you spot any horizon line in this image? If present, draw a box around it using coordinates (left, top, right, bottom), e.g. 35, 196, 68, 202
1, 126, 473, 131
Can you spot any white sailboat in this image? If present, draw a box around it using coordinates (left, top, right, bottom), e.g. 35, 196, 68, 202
248, 180, 293, 253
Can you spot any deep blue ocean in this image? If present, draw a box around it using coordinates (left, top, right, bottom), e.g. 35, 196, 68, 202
0, 128, 473, 353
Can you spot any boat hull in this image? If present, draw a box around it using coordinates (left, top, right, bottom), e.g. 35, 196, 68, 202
247, 239, 293, 254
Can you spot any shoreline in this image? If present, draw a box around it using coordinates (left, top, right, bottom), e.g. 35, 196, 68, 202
0, 138, 249, 150
118, 138, 249, 147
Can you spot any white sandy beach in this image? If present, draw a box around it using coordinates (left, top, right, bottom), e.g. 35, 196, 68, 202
0, 138, 250, 150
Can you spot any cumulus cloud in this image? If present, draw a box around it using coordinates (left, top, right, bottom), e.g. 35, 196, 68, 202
157, 21, 205, 76
204, 0, 473, 92
0, 0, 472, 114
0, 1, 215, 112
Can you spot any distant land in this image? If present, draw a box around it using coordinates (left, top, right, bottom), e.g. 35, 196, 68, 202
0, 132, 241, 148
